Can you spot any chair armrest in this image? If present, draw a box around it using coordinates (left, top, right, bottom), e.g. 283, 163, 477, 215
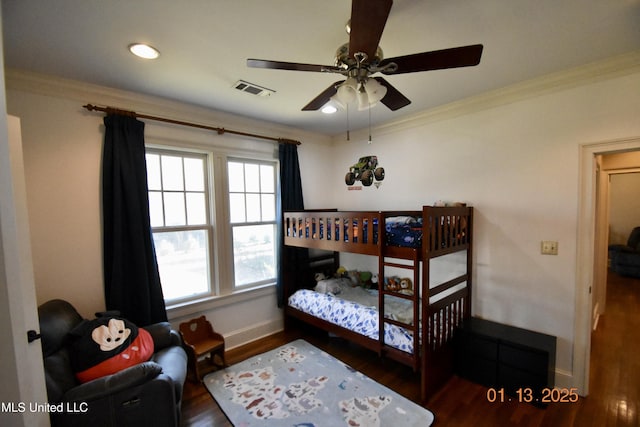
151, 346, 188, 404
63, 361, 162, 402
143, 322, 182, 350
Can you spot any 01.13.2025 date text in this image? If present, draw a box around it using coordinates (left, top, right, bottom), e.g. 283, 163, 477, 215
486, 387, 579, 404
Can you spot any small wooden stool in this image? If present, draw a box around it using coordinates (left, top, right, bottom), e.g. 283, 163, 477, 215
179, 316, 226, 382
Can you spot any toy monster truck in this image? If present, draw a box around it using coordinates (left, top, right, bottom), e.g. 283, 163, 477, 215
345, 155, 385, 186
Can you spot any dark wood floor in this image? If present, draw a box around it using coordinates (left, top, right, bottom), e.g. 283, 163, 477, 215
180, 271, 640, 426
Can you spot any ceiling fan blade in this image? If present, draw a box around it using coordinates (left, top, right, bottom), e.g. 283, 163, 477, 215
302, 80, 344, 111
380, 44, 484, 74
247, 59, 341, 73
349, 0, 393, 59
373, 77, 411, 111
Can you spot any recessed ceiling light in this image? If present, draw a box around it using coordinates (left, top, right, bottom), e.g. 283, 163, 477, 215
128, 43, 160, 59
321, 104, 338, 114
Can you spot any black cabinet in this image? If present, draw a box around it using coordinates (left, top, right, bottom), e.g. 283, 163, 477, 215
455, 317, 556, 403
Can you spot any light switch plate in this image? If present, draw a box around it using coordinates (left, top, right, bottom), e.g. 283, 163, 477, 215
541, 241, 558, 255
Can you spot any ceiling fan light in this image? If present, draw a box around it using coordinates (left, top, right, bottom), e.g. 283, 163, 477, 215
335, 86, 355, 105
363, 78, 387, 104
357, 89, 371, 111
335, 77, 358, 105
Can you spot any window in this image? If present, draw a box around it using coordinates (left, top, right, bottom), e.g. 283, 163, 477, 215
227, 159, 277, 288
145, 146, 278, 305
146, 150, 212, 303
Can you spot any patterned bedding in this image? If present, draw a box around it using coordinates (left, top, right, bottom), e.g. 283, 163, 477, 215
385, 216, 423, 248
288, 286, 416, 354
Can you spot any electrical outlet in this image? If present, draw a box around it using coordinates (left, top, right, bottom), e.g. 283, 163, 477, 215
541, 241, 558, 255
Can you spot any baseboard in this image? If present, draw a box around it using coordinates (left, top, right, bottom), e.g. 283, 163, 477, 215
224, 318, 284, 351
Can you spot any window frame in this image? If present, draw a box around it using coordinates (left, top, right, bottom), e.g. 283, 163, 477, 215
226, 158, 278, 290
146, 148, 215, 305
144, 143, 280, 308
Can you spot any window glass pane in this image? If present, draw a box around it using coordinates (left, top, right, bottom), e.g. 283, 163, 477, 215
244, 163, 260, 192
227, 158, 277, 289
161, 156, 184, 191
164, 192, 186, 226
146, 154, 161, 191
184, 158, 205, 191
229, 193, 246, 223
260, 164, 274, 193
246, 194, 261, 222
186, 192, 206, 225
147, 149, 213, 304
228, 162, 245, 192
261, 194, 275, 221
232, 224, 276, 286
153, 230, 209, 301
149, 191, 164, 227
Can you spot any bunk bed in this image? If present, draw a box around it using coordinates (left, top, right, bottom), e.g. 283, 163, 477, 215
282, 205, 473, 401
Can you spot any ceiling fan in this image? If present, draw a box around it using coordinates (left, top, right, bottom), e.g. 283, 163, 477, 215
247, 0, 483, 112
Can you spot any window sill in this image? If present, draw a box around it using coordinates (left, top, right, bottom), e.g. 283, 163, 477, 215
166, 283, 277, 321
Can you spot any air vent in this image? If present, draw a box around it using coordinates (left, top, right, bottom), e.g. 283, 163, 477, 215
233, 80, 275, 97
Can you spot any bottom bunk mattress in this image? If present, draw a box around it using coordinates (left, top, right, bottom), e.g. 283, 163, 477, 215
288, 285, 415, 354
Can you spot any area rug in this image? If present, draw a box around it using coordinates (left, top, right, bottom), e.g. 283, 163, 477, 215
204, 339, 434, 427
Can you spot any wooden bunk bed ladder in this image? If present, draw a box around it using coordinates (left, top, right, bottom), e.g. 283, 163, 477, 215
420, 205, 473, 402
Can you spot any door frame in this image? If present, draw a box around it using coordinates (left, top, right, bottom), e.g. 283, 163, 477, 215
575, 136, 640, 395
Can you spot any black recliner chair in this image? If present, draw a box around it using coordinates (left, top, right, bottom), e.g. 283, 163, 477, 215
38, 299, 188, 427
609, 227, 640, 278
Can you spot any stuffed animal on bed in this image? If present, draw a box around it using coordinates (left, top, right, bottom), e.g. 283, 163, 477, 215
385, 276, 401, 292
68, 316, 154, 383
314, 277, 353, 294
314, 272, 328, 282
370, 273, 379, 289
347, 270, 361, 286
398, 277, 414, 295
336, 266, 348, 277
358, 271, 372, 286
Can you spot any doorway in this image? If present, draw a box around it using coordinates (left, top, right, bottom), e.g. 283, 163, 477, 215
576, 137, 640, 396
593, 159, 640, 327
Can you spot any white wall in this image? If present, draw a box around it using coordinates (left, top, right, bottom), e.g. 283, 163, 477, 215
325, 66, 640, 385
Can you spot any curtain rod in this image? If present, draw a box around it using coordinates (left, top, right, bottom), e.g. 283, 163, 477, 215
82, 104, 301, 146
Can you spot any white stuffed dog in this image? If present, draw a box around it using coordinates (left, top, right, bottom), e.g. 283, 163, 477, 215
314, 277, 352, 294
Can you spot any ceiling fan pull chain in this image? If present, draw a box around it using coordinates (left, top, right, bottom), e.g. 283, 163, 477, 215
368, 105, 372, 144
346, 104, 351, 141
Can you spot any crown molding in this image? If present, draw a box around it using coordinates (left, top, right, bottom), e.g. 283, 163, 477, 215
4, 68, 332, 146
333, 50, 640, 144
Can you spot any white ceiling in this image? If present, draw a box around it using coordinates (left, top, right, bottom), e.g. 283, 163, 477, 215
3, 0, 639, 136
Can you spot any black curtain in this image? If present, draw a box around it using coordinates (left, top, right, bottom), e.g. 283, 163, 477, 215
102, 114, 167, 326
276, 143, 305, 307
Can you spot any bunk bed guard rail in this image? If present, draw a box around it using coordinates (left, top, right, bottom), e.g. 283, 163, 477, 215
284, 210, 384, 256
